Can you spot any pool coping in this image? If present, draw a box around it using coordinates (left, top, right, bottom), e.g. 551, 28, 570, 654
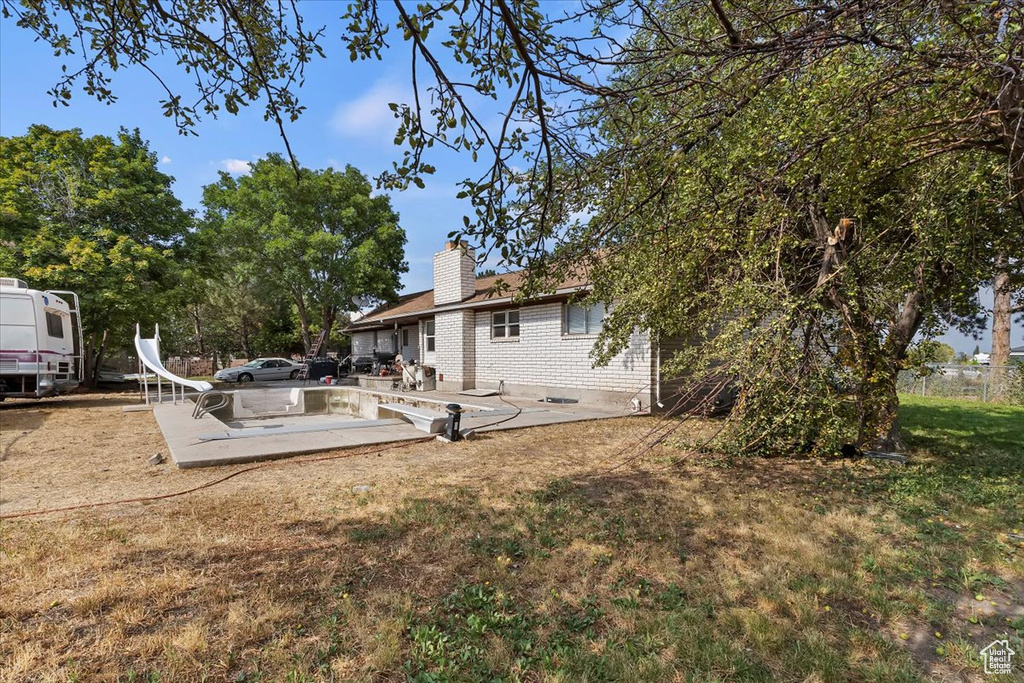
152, 387, 625, 468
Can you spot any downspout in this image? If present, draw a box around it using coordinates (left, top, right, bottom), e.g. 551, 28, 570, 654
655, 332, 662, 409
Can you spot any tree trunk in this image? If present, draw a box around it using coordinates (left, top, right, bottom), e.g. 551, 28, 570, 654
991, 253, 1012, 367
294, 290, 312, 355
191, 303, 205, 356
857, 364, 906, 452
83, 333, 96, 389
82, 329, 109, 388
857, 270, 929, 451
240, 318, 255, 359
996, 61, 1024, 222
809, 208, 912, 450
320, 306, 337, 354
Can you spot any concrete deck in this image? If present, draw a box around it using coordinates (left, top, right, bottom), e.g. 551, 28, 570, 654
151, 389, 628, 468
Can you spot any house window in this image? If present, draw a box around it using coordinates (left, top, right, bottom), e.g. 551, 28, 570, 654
45, 311, 64, 338
492, 310, 520, 338
565, 302, 605, 335
402, 329, 409, 347
424, 320, 435, 352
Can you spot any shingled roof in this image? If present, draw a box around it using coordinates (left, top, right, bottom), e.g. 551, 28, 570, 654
346, 269, 591, 331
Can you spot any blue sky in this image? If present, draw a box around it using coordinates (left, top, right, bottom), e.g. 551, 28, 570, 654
0, 6, 1018, 355
0, 3, 486, 293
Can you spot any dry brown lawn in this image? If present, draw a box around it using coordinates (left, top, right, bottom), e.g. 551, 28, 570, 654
1, 393, 1021, 682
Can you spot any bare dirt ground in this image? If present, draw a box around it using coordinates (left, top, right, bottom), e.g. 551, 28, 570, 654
1, 393, 1021, 682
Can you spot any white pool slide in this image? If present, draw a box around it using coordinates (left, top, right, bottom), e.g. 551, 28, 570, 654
135, 324, 213, 395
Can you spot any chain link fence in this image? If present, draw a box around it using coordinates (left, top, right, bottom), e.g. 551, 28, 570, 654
897, 365, 1020, 403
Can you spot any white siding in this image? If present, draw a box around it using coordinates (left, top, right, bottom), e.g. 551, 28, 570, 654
351, 330, 397, 357
351, 331, 375, 357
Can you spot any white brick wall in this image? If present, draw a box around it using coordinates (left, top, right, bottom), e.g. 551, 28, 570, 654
432, 244, 475, 305
434, 310, 475, 389
474, 302, 652, 397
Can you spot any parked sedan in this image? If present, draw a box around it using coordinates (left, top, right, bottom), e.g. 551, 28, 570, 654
214, 358, 302, 383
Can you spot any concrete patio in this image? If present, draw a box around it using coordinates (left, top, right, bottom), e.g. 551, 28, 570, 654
151, 387, 632, 468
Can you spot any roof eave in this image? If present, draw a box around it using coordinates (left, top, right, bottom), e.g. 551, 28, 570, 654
344, 284, 593, 332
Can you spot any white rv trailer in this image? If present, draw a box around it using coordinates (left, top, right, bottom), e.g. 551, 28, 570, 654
0, 277, 83, 399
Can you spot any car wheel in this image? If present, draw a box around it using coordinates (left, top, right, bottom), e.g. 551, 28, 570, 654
238, 373, 253, 384
289, 369, 299, 380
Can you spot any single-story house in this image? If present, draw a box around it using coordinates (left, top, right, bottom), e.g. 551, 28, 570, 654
345, 242, 691, 410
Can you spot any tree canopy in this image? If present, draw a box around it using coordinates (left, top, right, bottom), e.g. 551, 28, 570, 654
6, 1, 1023, 448
200, 155, 407, 354
0, 124, 191, 384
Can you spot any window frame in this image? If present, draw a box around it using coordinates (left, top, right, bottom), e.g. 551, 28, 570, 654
424, 320, 436, 353
564, 302, 606, 336
45, 310, 64, 339
491, 309, 520, 339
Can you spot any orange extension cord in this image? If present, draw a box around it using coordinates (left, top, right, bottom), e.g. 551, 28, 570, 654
1, 395, 523, 522
0, 437, 434, 521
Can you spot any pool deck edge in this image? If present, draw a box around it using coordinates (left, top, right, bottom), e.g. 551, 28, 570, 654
152, 391, 628, 468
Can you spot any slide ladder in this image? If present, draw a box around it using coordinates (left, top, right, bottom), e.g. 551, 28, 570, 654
192, 390, 230, 420
135, 324, 213, 405
297, 329, 327, 383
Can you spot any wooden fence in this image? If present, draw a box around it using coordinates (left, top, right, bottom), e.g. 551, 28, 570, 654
106, 355, 214, 378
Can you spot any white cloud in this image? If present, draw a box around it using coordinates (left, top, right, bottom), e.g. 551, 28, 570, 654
330, 80, 406, 139
160, 155, 172, 165
220, 158, 251, 174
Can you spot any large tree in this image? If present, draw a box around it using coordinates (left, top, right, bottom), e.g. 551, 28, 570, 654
7, 1, 1024, 448
201, 155, 406, 354
362, 1, 1021, 451
0, 125, 190, 385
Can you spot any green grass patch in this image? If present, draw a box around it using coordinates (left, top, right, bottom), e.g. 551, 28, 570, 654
363, 399, 1023, 682
882, 396, 1024, 577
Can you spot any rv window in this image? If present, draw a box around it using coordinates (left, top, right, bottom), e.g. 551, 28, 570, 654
0, 296, 34, 325
46, 311, 64, 338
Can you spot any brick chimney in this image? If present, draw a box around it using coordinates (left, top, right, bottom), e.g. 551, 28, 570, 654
433, 241, 476, 304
